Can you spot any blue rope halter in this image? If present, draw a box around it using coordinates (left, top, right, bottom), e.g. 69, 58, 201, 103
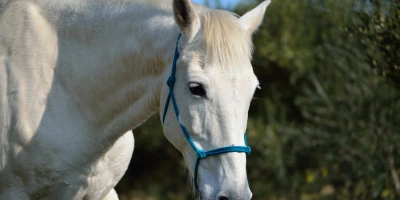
162, 34, 251, 191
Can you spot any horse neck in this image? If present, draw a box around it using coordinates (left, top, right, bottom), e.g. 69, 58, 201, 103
54, 1, 180, 138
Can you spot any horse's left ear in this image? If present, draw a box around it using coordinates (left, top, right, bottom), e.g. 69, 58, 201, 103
239, 0, 271, 34
173, 0, 200, 39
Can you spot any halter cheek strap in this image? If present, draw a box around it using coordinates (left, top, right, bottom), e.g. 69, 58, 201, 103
162, 34, 251, 191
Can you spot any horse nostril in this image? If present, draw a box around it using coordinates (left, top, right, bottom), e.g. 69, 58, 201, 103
218, 196, 229, 200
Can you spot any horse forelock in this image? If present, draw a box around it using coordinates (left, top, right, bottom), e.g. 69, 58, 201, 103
198, 9, 253, 69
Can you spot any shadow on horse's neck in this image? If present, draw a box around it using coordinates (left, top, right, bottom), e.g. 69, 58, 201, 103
54, 2, 181, 141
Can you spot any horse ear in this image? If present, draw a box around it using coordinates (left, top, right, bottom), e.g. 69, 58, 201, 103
173, 0, 200, 39
239, 0, 271, 34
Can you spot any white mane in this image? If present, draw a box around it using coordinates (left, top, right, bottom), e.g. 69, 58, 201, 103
199, 10, 253, 67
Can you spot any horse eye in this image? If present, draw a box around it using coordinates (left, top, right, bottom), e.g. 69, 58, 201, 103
189, 83, 206, 98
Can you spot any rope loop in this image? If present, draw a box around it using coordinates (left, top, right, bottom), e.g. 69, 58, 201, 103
246, 147, 252, 155
167, 76, 176, 87
196, 150, 207, 159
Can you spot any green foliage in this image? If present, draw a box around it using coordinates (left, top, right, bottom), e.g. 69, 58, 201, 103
354, 0, 400, 85
240, 0, 400, 199
116, 0, 400, 199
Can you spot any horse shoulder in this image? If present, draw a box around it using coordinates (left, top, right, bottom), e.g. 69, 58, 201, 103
0, 0, 59, 152
0, 1, 60, 198
0, 1, 134, 199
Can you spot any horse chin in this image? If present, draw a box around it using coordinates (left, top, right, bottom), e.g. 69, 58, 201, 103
199, 190, 253, 200
197, 180, 252, 200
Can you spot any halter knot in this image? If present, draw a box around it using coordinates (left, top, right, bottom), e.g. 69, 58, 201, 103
196, 150, 207, 159
167, 76, 175, 87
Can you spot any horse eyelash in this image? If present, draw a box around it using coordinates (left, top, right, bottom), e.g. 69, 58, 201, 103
252, 85, 262, 100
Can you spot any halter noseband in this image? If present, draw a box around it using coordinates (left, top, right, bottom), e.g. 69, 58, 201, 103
162, 34, 251, 191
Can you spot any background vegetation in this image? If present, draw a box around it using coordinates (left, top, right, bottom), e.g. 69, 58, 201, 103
116, 0, 400, 199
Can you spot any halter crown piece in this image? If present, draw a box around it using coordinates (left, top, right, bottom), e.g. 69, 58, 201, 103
162, 34, 251, 191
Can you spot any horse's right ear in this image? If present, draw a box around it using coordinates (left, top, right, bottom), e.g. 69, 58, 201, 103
173, 0, 200, 39
239, 0, 271, 35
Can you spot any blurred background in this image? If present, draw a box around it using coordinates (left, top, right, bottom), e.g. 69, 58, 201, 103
116, 0, 400, 199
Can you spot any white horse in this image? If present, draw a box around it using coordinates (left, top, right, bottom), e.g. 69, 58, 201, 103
0, 0, 270, 199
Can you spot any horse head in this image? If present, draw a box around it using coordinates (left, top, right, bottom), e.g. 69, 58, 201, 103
161, 0, 271, 199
